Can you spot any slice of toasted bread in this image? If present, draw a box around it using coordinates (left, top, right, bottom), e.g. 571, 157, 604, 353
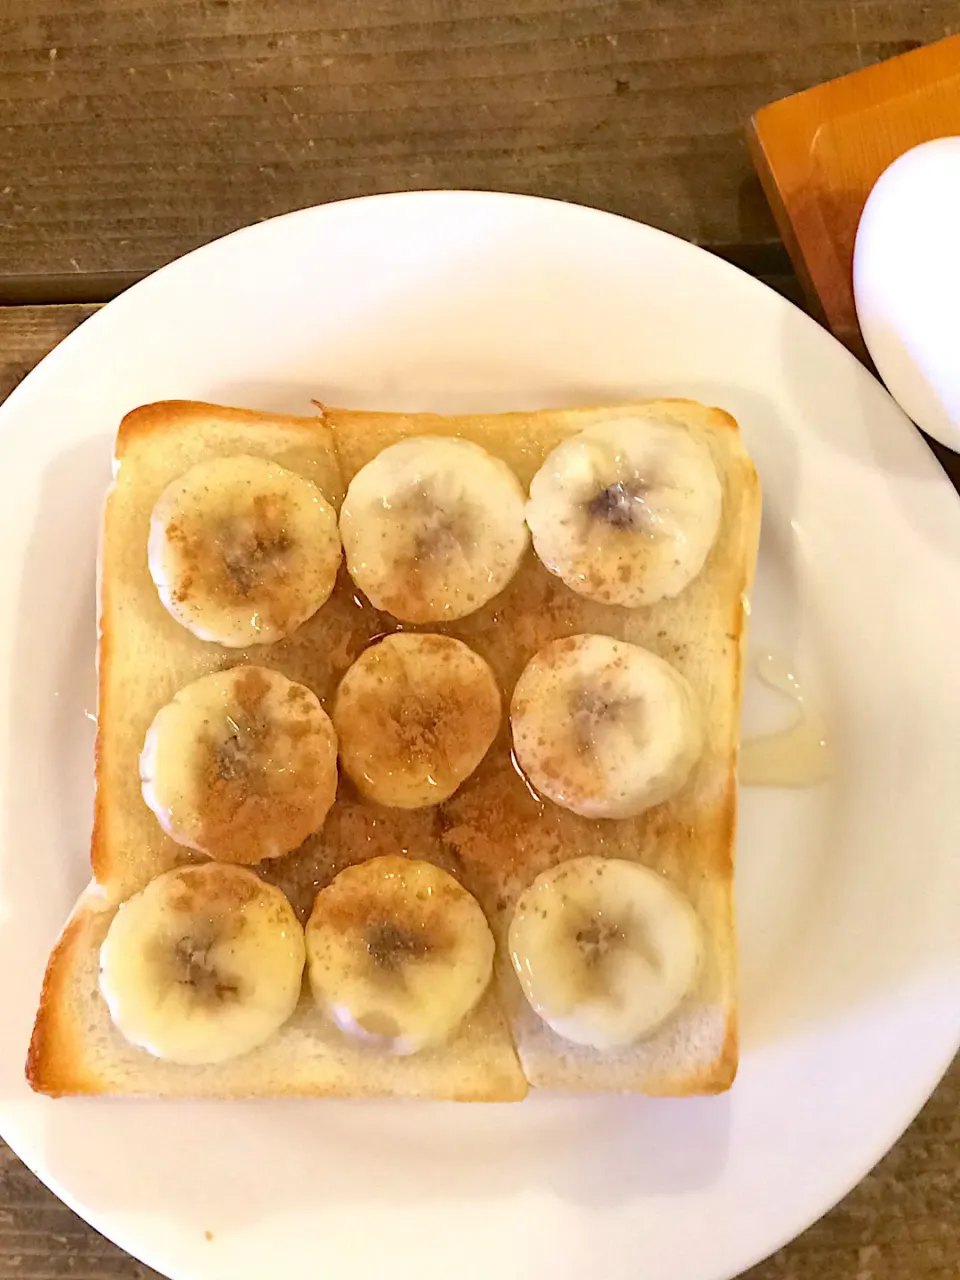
329, 399, 760, 1094
94, 400, 351, 903
27, 885, 527, 1100
29, 396, 758, 1100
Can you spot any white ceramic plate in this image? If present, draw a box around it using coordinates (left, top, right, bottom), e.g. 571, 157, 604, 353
0, 192, 958, 1280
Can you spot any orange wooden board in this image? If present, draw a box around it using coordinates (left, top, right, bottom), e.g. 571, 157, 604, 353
748, 34, 960, 357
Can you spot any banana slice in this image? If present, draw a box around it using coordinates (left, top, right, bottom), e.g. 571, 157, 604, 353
526, 418, 722, 606
509, 856, 703, 1048
140, 665, 338, 863
99, 863, 305, 1065
332, 633, 501, 808
339, 437, 528, 622
306, 856, 494, 1054
148, 454, 341, 646
510, 634, 702, 818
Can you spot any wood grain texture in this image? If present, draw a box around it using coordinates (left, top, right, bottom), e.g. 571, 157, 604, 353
0, 0, 958, 292
0, 306, 958, 1278
0, 303, 98, 401
749, 33, 960, 355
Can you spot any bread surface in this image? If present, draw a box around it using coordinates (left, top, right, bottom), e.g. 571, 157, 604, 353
28, 397, 759, 1099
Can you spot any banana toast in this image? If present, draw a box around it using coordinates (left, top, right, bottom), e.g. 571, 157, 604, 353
27, 397, 760, 1099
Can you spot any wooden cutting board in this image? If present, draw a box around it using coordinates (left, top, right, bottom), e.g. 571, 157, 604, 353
748, 34, 960, 359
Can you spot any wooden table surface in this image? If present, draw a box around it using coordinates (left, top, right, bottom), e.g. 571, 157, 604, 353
1, 3, 958, 1278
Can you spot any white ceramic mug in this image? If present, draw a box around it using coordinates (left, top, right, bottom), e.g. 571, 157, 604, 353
853, 136, 960, 453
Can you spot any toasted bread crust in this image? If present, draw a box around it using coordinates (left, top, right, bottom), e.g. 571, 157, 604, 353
26, 899, 106, 1097
115, 399, 332, 456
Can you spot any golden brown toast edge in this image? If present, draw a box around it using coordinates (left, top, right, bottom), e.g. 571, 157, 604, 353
26, 895, 108, 1097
